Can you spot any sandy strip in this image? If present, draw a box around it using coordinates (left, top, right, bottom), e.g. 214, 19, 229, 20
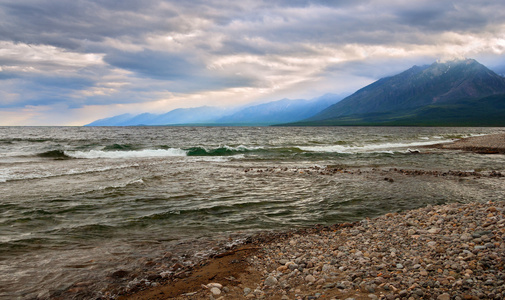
432, 133, 505, 154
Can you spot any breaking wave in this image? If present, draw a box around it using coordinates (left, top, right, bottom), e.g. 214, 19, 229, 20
66, 148, 187, 159
298, 139, 453, 153
37, 150, 72, 159
186, 145, 260, 156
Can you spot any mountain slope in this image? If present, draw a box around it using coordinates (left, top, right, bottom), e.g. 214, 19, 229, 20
297, 59, 505, 126
85, 94, 342, 126
85, 106, 234, 126
216, 94, 342, 125
86, 113, 135, 126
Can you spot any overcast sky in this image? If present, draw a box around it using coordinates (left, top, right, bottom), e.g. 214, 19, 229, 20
1, 0, 504, 125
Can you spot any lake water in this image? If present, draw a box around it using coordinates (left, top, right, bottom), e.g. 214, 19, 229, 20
1, 126, 504, 299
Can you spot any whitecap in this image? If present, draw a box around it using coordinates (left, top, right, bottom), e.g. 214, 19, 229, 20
65, 148, 188, 159
299, 139, 453, 154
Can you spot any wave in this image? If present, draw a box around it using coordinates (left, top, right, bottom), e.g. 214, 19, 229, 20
59, 145, 263, 159
37, 150, 72, 159
66, 148, 187, 159
298, 139, 453, 153
103, 144, 137, 151
185, 145, 260, 156
1, 163, 139, 182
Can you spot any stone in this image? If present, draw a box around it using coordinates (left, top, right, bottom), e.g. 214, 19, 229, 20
322, 264, 333, 273
264, 276, 278, 287
323, 282, 336, 289
210, 287, 221, 296
428, 228, 441, 234
460, 233, 472, 241
207, 283, 223, 289
244, 287, 252, 295
437, 293, 451, 300
305, 275, 316, 283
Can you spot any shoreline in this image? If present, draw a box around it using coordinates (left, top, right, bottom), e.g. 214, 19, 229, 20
119, 201, 505, 300
114, 134, 505, 300
427, 133, 505, 154
45, 132, 505, 300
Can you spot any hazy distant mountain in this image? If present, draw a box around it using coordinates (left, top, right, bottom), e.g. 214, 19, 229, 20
85, 94, 343, 126
86, 106, 234, 126
147, 106, 235, 125
216, 94, 343, 125
293, 59, 505, 126
86, 113, 136, 126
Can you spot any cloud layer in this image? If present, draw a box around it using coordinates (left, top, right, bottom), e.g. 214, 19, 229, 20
1, 0, 504, 125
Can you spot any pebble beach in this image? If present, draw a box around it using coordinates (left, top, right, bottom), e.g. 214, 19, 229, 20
122, 201, 505, 300
114, 134, 505, 300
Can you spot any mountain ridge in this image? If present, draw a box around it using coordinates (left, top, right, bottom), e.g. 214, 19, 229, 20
85, 94, 343, 126
86, 59, 505, 127
290, 59, 505, 126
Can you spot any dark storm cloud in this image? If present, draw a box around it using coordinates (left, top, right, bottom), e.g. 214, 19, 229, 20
104, 50, 198, 80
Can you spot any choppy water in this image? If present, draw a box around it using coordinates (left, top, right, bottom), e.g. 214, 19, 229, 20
1, 126, 505, 299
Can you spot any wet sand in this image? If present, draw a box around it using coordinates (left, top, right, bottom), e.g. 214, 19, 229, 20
108, 134, 505, 300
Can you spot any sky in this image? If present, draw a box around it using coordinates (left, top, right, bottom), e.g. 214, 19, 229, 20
0, 0, 505, 125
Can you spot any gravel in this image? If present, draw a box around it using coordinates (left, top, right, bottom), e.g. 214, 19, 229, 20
238, 200, 505, 299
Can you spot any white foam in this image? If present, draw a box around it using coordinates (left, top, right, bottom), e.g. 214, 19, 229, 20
299, 139, 453, 153
224, 145, 263, 151
66, 148, 188, 159
94, 178, 145, 191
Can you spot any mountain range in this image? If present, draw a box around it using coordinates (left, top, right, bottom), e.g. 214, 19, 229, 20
85, 94, 344, 126
294, 59, 505, 126
86, 59, 505, 127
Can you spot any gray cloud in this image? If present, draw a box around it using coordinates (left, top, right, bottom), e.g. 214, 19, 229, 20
0, 0, 504, 124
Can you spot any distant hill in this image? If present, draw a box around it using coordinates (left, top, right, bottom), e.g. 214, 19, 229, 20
85, 106, 233, 126
292, 59, 505, 126
216, 94, 342, 125
85, 94, 343, 126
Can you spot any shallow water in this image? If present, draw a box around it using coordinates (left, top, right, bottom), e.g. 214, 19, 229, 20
1, 126, 504, 299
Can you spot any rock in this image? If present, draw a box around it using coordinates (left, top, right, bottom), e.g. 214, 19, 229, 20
336, 282, 347, 289
264, 276, 278, 287
210, 287, 221, 296
305, 275, 316, 283
207, 283, 223, 289
323, 282, 336, 289
110, 270, 129, 279
244, 287, 252, 296
428, 228, 441, 234
460, 233, 472, 241
322, 264, 333, 273
437, 293, 451, 300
